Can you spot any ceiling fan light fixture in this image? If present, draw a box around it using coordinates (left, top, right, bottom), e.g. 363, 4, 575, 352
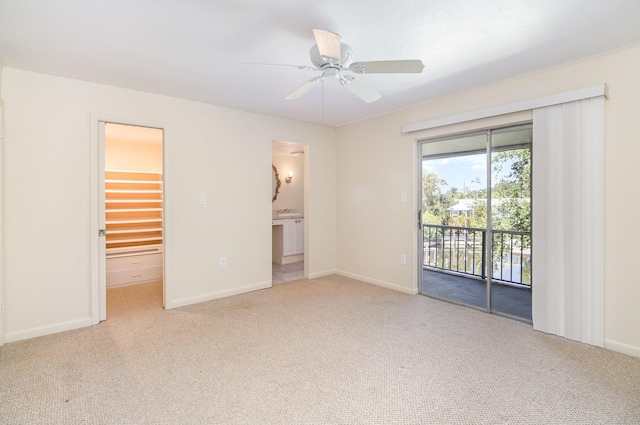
325, 68, 340, 79
309, 43, 353, 69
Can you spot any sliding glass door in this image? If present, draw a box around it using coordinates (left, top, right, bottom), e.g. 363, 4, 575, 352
419, 125, 532, 322
420, 131, 488, 310
489, 127, 532, 319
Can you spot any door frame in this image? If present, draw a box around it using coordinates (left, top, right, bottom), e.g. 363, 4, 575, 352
416, 129, 488, 302
0, 102, 4, 345
90, 114, 171, 324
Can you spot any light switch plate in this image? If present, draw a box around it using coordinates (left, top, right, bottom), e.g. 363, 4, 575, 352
200, 194, 207, 204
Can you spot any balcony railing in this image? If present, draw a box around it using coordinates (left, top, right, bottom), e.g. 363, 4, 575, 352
423, 224, 531, 287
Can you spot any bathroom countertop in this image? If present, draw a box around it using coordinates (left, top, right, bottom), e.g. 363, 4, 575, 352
272, 214, 303, 219
272, 215, 303, 225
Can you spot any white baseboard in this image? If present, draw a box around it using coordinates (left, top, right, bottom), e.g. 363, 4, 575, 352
280, 254, 303, 265
4, 317, 93, 344
106, 278, 160, 289
308, 269, 337, 279
166, 280, 272, 309
335, 270, 418, 295
604, 339, 640, 359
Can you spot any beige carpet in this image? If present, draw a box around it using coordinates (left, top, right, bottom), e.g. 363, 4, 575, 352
1, 275, 639, 424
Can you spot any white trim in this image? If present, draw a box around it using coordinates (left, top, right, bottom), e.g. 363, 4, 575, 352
166, 281, 272, 309
98, 121, 106, 320
308, 269, 338, 280
605, 339, 640, 359
336, 270, 418, 295
402, 84, 608, 134
90, 114, 171, 323
4, 317, 93, 343
0, 101, 4, 346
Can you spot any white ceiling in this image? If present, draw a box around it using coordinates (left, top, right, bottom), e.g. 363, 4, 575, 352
1, 0, 639, 127
273, 140, 304, 157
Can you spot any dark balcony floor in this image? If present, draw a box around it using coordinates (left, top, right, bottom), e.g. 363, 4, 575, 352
421, 268, 532, 321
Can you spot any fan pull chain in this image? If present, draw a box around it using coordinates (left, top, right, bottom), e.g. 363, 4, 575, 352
321, 79, 325, 124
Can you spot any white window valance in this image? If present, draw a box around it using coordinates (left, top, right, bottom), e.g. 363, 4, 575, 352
402, 84, 607, 134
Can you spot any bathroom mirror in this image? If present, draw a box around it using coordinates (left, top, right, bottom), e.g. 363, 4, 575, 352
272, 163, 281, 202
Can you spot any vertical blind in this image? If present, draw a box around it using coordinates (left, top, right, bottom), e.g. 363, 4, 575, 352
532, 97, 605, 347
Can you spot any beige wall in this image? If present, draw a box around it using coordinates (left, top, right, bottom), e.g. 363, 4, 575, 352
2, 44, 639, 358
335, 44, 640, 357
272, 154, 304, 213
1, 68, 336, 341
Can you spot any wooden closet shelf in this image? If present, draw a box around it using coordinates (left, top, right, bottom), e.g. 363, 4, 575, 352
106, 189, 163, 194
105, 179, 163, 184
106, 236, 163, 244
107, 228, 163, 235
106, 199, 163, 204
107, 242, 163, 254
106, 218, 163, 225
106, 208, 163, 213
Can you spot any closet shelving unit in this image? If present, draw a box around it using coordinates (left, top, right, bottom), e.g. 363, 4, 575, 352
105, 170, 163, 287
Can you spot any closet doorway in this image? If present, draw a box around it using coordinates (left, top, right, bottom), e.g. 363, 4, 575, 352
271, 141, 306, 284
92, 121, 165, 321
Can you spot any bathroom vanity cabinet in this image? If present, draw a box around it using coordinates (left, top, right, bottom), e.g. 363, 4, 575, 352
272, 218, 304, 264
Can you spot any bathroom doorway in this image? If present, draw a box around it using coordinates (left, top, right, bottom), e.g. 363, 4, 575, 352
272, 141, 306, 284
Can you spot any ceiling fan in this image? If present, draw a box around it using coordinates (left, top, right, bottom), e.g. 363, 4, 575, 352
270, 29, 425, 103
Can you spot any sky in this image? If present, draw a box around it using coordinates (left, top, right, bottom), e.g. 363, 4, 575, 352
423, 152, 520, 193
423, 153, 487, 192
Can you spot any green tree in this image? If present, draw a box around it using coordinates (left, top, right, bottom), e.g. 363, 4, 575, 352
422, 169, 450, 225
491, 148, 531, 231
469, 200, 487, 229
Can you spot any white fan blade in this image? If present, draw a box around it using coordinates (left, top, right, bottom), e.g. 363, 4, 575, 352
350, 60, 425, 74
344, 78, 381, 103
240, 63, 316, 71
313, 29, 341, 60
285, 76, 323, 100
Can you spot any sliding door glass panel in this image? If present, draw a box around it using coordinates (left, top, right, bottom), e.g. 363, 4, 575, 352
489, 126, 533, 321
420, 133, 488, 310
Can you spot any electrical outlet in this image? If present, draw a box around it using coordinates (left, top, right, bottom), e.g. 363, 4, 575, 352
400, 192, 407, 203
220, 257, 227, 268
228, 256, 236, 267
400, 254, 407, 265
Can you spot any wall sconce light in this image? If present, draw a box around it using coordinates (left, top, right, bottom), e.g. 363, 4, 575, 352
285, 171, 293, 184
